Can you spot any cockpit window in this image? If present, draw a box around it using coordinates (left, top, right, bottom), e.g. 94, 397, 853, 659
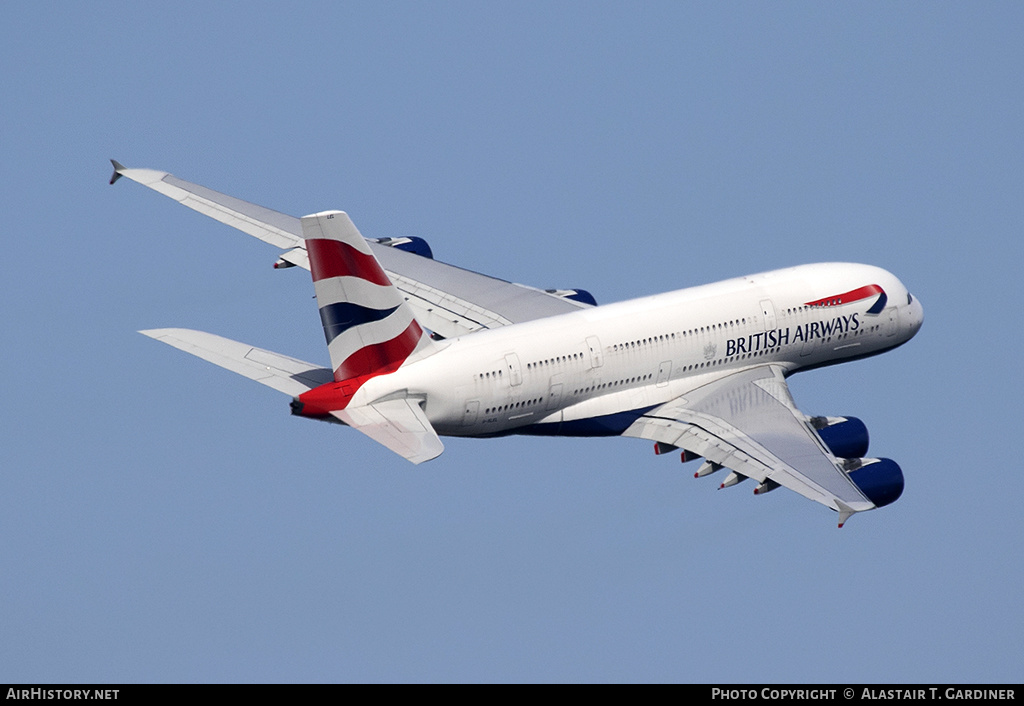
907, 293, 913, 305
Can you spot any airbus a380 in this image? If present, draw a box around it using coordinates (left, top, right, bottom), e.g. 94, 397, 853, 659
110, 160, 923, 527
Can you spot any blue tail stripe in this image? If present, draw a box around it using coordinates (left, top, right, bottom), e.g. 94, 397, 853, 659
319, 302, 400, 344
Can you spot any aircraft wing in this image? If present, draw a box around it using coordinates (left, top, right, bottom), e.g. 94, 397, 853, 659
622, 365, 877, 526
111, 162, 589, 338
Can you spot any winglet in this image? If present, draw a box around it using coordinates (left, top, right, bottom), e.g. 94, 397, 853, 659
109, 159, 126, 185
836, 500, 858, 528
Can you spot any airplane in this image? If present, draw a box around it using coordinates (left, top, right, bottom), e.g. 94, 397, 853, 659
110, 160, 923, 527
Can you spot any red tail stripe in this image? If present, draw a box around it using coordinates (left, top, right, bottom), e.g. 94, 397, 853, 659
333, 319, 423, 382
299, 320, 424, 414
307, 239, 391, 287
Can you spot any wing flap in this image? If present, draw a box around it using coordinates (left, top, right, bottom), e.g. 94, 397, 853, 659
331, 397, 444, 465
140, 328, 333, 396
624, 365, 875, 517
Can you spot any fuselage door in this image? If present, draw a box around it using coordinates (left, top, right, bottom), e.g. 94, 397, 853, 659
586, 336, 604, 369
463, 400, 480, 426
760, 299, 777, 331
800, 310, 817, 357
547, 372, 564, 410
504, 353, 523, 386
656, 360, 672, 387
801, 336, 817, 357
546, 384, 563, 410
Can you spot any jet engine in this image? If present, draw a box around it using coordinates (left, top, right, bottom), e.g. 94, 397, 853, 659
544, 288, 598, 306
846, 458, 904, 508
372, 236, 434, 259
809, 416, 869, 459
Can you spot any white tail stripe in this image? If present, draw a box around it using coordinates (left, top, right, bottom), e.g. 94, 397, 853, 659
301, 211, 373, 254
313, 276, 404, 311
326, 307, 418, 367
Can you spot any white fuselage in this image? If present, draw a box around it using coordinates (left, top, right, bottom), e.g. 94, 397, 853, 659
350, 263, 923, 438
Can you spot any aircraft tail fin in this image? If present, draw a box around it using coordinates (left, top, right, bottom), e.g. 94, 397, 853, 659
301, 211, 433, 383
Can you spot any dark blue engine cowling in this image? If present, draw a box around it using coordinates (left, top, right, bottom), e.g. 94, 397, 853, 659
564, 289, 597, 306
545, 288, 598, 306
373, 236, 434, 259
816, 417, 869, 459
848, 458, 904, 508
393, 236, 433, 258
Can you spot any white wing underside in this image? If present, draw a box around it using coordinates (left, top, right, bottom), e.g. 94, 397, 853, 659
623, 365, 875, 523
113, 165, 588, 338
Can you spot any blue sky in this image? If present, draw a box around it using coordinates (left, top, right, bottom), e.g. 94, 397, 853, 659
2, 2, 1021, 682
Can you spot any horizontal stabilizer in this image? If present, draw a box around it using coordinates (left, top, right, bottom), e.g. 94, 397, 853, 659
331, 397, 444, 465
140, 328, 333, 396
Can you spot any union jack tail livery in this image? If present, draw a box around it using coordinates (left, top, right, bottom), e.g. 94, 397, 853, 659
301, 210, 432, 383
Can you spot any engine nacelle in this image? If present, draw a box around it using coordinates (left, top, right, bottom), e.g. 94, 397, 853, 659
371, 236, 434, 259
847, 458, 904, 508
544, 288, 598, 306
811, 416, 869, 459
